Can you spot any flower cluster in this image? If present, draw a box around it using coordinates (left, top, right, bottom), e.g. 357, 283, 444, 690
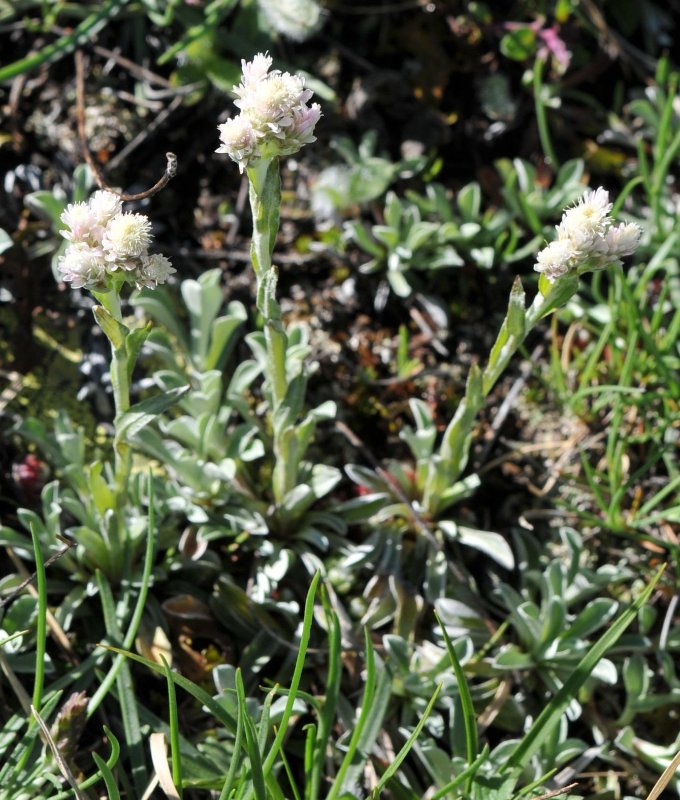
58, 191, 175, 291
216, 52, 321, 172
534, 187, 641, 282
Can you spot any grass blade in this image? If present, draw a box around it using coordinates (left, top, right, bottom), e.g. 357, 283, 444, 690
88, 473, 158, 717
162, 656, 183, 798
261, 571, 321, 775
436, 612, 478, 766
0, 0, 129, 83
309, 592, 342, 800
326, 628, 377, 800
374, 683, 443, 795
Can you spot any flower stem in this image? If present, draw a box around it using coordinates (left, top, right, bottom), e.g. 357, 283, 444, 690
247, 158, 295, 501
92, 286, 132, 509
533, 55, 559, 169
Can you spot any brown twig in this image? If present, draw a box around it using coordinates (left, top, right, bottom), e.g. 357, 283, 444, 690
32, 705, 88, 800
2, 541, 79, 664
75, 49, 177, 201
526, 783, 580, 800
0, 541, 76, 611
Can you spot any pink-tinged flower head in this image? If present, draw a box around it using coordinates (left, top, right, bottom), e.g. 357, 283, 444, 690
291, 102, 322, 143
216, 51, 321, 169
60, 202, 96, 243
58, 192, 172, 293
239, 52, 274, 88
217, 116, 258, 171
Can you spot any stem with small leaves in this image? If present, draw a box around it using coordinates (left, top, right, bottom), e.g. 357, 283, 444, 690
246, 157, 296, 502
92, 283, 132, 513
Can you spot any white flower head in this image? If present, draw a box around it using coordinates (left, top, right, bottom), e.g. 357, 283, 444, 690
89, 190, 123, 227
217, 116, 258, 171
534, 238, 574, 282
136, 253, 176, 289
558, 187, 612, 242
102, 212, 153, 261
606, 222, 642, 258
236, 71, 310, 136
60, 202, 96, 243
217, 51, 321, 169
536, 186, 640, 283
239, 52, 274, 88
58, 244, 108, 289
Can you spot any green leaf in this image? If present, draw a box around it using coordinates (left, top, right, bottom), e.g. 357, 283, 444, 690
24, 190, 67, 227
116, 385, 189, 441
205, 304, 247, 371
566, 598, 618, 639
131, 288, 190, 352
387, 270, 413, 298
125, 322, 153, 381
536, 272, 580, 317
437, 614, 478, 765
93, 306, 128, 350
442, 523, 514, 569
500, 26, 537, 61
0, 228, 13, 255
457, 182, 481, 220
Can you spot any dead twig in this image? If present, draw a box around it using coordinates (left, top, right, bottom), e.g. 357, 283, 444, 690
32, 705, 88, 800
75, 49, 177, 201
524, 783, 580, 800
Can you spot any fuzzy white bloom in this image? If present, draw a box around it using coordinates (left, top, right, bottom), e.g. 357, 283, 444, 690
217, 51, 321, 169
216, 116, 258, 172
102, 213, 153, 260
257, 0, 324, 43
534, 238, 574, 282
535, 187, 641, 283
559, 187, 612, 237
606, 222, 642, 258
89, 190, 123, 226
135, 254, 176, 289
58, 192, 172, 292
58, 244, 108, 289
60, 202, 96, 243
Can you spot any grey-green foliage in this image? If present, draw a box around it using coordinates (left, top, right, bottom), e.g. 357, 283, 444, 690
5, 414, 155, 582
131, 270, 346, 598
492, 530, 625, 714
344, 181, 515, 302
312, 131, 428, 221
495, 157, 587, 236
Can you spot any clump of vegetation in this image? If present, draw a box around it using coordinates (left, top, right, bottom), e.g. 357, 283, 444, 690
1, 2, 679, 799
